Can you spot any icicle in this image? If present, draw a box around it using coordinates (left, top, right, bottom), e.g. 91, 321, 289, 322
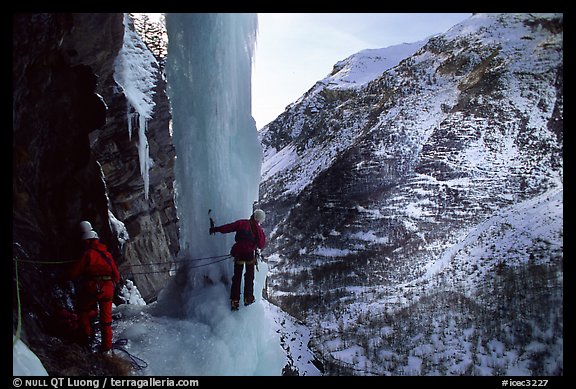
113, 13, 158, 200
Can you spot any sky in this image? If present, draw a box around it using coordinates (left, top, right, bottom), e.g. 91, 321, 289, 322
251, 13, 472, 129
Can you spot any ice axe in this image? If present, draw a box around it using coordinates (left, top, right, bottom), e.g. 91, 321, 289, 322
209, 209, 215, 235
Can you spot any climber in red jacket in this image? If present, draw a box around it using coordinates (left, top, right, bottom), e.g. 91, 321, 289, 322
210, 209, 266, 311
66, 221, 120, 352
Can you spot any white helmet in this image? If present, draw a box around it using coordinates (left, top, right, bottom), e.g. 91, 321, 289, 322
79, 221, 93, 233
82, 230, 99, 240
253, 209, 265, 223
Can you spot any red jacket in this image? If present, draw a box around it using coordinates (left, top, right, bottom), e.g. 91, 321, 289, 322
67, 239, 120, 284
214, 217, 265, 258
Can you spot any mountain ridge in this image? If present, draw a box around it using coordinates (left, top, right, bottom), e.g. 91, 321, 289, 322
259, 12, 563, 375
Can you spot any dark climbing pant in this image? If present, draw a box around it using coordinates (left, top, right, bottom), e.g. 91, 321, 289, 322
230, 256, 255, 302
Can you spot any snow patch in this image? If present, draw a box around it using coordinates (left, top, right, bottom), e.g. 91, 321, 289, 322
13, 337, 49, 376
119, 279, 146, 306
312, 246, 357, 257
326, 40, 429, 90
350, 231, 389, 245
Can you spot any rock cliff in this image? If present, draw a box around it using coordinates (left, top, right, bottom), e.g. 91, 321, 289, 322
13, 13, 178, 353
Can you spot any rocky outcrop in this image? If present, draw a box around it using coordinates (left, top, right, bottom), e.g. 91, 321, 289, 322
13, 12, 178, 355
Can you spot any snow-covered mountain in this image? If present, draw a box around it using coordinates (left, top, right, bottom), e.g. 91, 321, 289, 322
259, 13, 563, 375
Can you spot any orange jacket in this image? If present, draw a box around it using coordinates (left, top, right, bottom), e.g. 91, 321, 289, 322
67, 239, 120, 284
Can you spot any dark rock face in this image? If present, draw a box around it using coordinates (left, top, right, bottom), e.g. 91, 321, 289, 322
13, 15, 117, 344
13, 14, 112, 259
13, 12, 178, 353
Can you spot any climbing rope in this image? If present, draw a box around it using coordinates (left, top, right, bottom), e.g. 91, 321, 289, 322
111, 338, 148, 370
127, 255, 232, 276
12, 253, 232, 269
128, 254, 231, 267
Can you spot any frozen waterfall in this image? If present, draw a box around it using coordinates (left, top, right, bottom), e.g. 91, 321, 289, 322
167, 13, 262, 266
112, 13, 285, 376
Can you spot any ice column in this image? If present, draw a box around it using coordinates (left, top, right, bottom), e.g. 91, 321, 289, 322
166, 13, 262, 281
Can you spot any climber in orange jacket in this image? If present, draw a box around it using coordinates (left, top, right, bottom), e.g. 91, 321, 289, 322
66, 221, 120, 352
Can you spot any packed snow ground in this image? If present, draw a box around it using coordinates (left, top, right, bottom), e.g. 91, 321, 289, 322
108, 262, 289, 376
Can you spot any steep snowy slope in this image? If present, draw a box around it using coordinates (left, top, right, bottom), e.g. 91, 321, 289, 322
259, 13, 562, 375
260, 40, 428, 197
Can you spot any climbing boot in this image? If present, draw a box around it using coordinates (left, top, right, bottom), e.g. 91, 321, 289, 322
244, 296, 255, 306
231, 300, 240, 311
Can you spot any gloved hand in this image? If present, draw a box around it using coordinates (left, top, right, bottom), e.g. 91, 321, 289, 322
209, 227, 216, 235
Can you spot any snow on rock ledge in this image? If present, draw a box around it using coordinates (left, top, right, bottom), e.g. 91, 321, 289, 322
113, 13, 159, 199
